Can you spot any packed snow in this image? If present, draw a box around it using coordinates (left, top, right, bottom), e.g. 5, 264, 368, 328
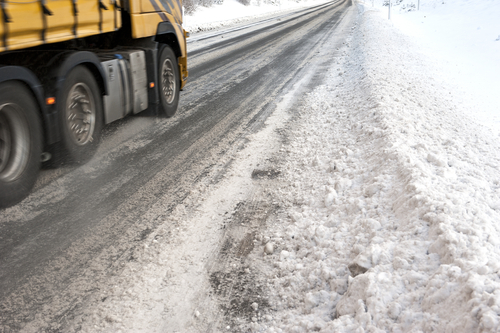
54, 0, 500, 331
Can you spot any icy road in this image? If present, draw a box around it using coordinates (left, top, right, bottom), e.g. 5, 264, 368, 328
0, 0, 357, 331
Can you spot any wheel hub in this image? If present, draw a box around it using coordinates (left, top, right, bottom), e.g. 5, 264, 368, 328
161, 59, 176, 105
66, 83, 95, 146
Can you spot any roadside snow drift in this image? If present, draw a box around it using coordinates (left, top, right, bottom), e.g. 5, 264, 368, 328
256, 5, 500, 333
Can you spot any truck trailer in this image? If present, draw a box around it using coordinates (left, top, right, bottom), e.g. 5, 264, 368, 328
0, 0, 188, 208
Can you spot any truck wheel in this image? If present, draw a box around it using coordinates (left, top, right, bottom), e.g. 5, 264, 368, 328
58, 66, 103, 164
158, 45, 180, 118
0, 82, 42, 208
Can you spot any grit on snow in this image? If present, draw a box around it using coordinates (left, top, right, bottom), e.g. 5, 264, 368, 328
250, 2, 500, 332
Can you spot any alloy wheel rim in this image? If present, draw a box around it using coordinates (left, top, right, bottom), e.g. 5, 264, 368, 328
161, 58, 176, 105
66, 82, 96, 146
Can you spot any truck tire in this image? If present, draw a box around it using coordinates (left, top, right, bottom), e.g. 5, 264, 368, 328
158, 45, 180, 118
58, 65, 103, 164
0, 82, 42, 208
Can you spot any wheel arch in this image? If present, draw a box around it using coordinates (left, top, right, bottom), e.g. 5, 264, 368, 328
155, 22, 182, 58
52, 51, 109, 99
45, 51, 108, 144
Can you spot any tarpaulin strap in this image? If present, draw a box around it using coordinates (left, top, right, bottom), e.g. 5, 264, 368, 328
1, 0, 10, 23
72, 0, 78, 36
98, 0, 108, 33
40, 0, 53, 42
41, 0, 53, 15
99, 0, 108, 10
1, 0, 10, 49
113, 0, 120, 30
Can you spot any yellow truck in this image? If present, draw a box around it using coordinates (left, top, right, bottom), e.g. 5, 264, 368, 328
0, 0, 188, 207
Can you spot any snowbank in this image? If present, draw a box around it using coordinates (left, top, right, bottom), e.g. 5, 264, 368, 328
183, 0, 330, 33
256, 4, 500, 333
373, 0, 500, 134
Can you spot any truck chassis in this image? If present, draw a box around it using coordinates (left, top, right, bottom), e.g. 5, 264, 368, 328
0, 0, 188, 208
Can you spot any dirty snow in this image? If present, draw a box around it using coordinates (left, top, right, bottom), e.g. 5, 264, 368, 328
54, 0, 500, 331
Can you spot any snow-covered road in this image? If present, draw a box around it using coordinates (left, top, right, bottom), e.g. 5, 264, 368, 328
1, 0, 499, 331
71, 2, 500, 331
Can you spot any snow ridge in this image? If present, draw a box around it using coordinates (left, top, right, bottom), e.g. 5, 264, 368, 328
260, 7, 500, 332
